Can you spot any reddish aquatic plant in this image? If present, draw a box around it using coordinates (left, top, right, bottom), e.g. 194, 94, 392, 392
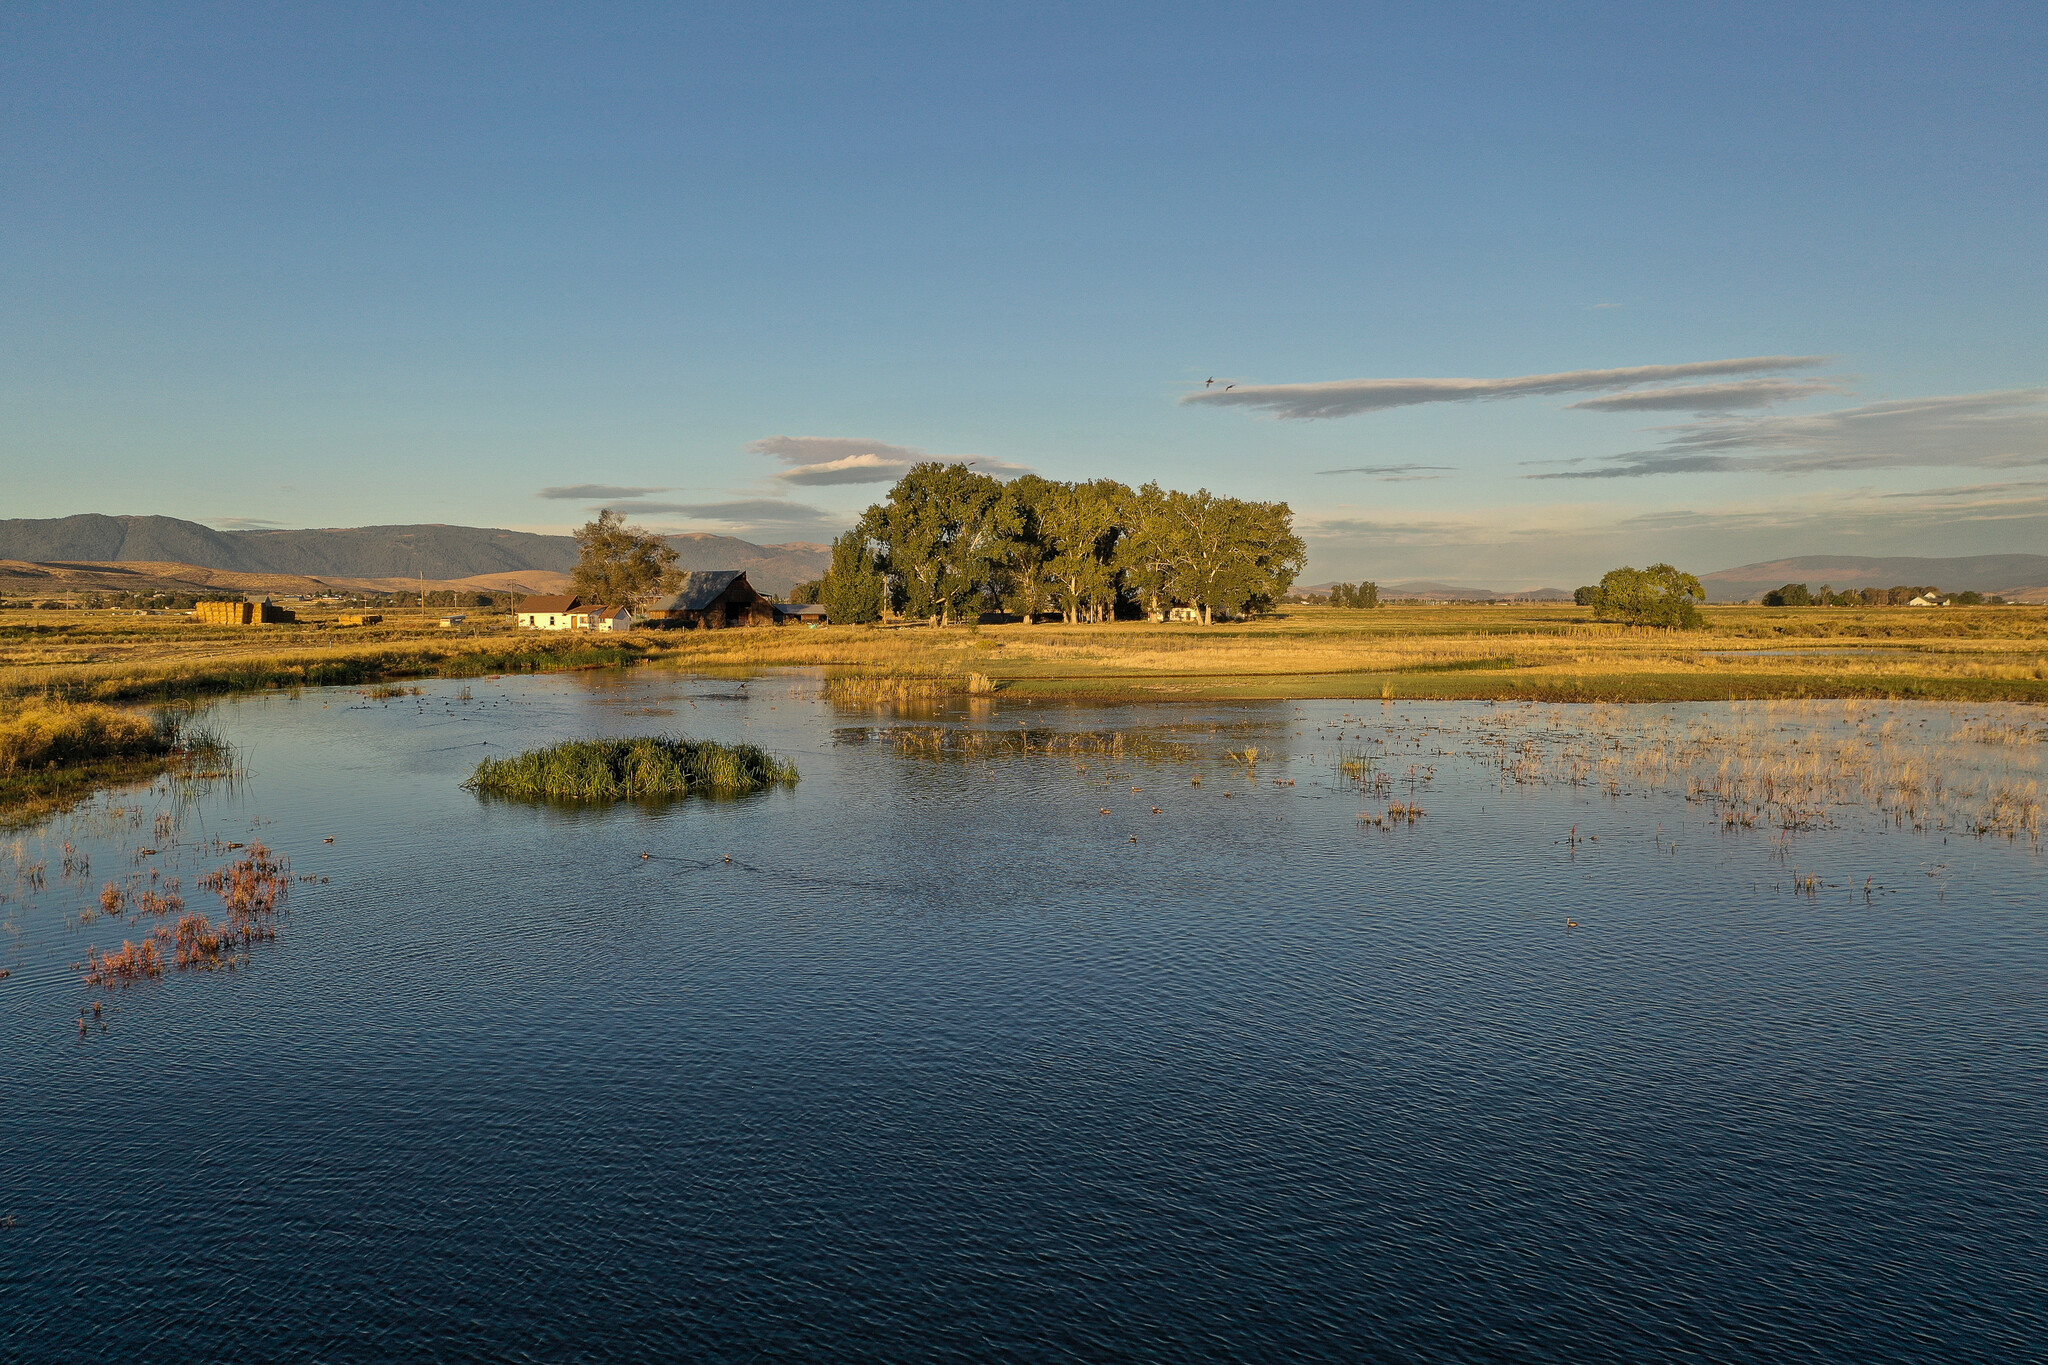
171, 913, 230, 970
84, 938, 164, 987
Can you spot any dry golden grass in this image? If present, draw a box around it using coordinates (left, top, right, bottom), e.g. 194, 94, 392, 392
0, 699, 161, 775
6, 601, 2048, 705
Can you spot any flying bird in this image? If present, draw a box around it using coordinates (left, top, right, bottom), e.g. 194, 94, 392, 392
1204, 377, 1216, 387
1223, 384, 1235, 391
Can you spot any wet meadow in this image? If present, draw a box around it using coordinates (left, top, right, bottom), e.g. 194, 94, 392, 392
1, 670, 2043, 1361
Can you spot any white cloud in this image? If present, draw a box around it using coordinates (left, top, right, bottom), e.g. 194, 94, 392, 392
748, 434, 1032, 484
1533, 388, 2048, 479
1181, 356, 1829, 419
1564, 378, 1846, 413
210, 516, 284, 529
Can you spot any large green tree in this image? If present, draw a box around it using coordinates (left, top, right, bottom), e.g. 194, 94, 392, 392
1019, 476, 1124, 624
862, 462, 1021, 625
1158, 490, 1306, 623
818, 531, 886, 624
571, 509, 682, 605
1589, 563, 1704, 628
1113, 482, 1177, 621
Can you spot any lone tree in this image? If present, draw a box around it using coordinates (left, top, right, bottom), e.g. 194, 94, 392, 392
571, 509, 682, 605
1587, 563, 1704, 628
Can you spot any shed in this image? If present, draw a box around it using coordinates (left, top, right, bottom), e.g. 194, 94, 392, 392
775, 602, 829, 626
642, 572, 778, 629
517, 594, 583, 630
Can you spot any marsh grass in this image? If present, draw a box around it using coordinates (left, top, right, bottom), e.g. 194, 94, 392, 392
0, 700, 234, 826
466, 736, 799, 801
823, 672, 968, 705
1437, 699, 2048, 842
872, 726, 1197, 762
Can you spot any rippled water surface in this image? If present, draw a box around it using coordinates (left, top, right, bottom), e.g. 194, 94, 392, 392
3, 673, 2043, 1362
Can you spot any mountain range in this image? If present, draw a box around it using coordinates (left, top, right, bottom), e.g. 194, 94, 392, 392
0, 515, 830, 595
1301, 581, 1574, 602
4, 516, 2042, 605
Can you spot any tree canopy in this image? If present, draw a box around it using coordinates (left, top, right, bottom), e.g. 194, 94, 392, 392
844, 468, 1304, 625
570, 509, 683, 605
1584, 564, 1704, 628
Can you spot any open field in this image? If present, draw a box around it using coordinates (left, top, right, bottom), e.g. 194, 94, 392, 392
4, 602, 2048, 708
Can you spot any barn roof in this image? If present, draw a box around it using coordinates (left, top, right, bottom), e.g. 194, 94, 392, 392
647, 571, 750, 612
518, 594, 581, 613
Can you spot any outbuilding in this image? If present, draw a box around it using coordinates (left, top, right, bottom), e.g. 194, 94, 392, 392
642, 572, 778, 629
774, 602, 829, 626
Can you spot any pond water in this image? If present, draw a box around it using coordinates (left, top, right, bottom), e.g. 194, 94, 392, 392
2, 672, 2043, 1362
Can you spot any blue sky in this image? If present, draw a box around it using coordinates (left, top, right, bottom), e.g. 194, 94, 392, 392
5, 1, 2043, 585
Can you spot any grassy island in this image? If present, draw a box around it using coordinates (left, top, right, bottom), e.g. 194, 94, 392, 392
465, 735, 798, 801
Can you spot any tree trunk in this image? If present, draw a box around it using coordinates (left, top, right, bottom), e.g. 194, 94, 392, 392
1200, 602, 1212, 625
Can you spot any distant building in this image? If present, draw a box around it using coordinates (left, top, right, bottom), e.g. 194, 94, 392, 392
642, 572, 778, 629
516, 594, 582, 629
775, 602, 828, 626
589, 606, 634, 632
438, 614, 467, 628
196, 599, 295, 625
1908, 594, 1942, 607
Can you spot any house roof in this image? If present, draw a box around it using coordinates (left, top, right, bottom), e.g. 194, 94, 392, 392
647, 571, 751, 612
517, 594, 581, 613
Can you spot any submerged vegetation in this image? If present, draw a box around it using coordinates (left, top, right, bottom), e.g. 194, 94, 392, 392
466, 736, 799, 801
78, 843, 301, 988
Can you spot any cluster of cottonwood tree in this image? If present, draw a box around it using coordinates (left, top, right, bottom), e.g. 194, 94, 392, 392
1324, 582, 1380, 609
1762, 582, 1967, 606
819, 463, 1305, 626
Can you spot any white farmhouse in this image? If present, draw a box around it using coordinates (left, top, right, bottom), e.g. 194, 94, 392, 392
516, 594, 582, 629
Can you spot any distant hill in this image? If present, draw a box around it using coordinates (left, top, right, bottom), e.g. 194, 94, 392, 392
1301, 580, 1572, 602
0, 559, 576, 600
1701, 554, 2048, 603
0, 516, 831, 595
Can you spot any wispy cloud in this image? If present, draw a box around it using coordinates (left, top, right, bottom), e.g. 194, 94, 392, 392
210, 516, 283, 530
1181, 356, 1829, 420
1532, 389, 2048, 479
748, 435, 1033, 485
609, 498, 828, 524
537, 484, 668, 500
1564, 377, 1846, 413
1317, 463, 1455, 480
